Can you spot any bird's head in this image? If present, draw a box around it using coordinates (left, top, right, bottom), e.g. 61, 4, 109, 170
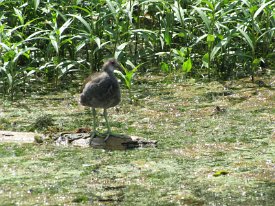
102, 58, 123, 73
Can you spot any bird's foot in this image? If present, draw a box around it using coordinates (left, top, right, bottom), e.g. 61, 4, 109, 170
103, 132, 118, 142
89, 131, 99, 145
104, 133, 111, 142
90, 131, 98, 138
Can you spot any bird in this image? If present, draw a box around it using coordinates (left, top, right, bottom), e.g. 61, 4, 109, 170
80, 58, 122, 142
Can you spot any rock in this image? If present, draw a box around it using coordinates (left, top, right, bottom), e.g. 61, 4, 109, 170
55, 133, 157, 150
0, 130, 157, 150
0, 130, 37, 143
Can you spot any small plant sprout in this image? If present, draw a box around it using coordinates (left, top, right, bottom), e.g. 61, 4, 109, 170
114, 60, 144, 103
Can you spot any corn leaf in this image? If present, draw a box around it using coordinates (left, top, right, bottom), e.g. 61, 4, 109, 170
207, 34, 215, 42
50, 33, 59, 54
75, 41, 86, 53
33, 0, 40, 11
115, 42, 128, 59
202, 53, 209, 68
94, 37, 101, 49
237, 26, 254, 52
59, 18, 73, 35
106, 0, 117, 19
13, 47, 37, 63
68, 14, 91, 33
0, 42, 11, 51
13, 8, 24, 25
254, 1, 273, 19
182, 57, 192, 72
211, 37, 231, 60
172, 1, 185, 25
193, 6, 211, 31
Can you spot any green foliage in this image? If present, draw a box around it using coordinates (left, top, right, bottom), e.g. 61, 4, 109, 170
32, 114, 54, 131
213, 170, 229, 177
115, 60, 143, 101
0, 0, 274, 99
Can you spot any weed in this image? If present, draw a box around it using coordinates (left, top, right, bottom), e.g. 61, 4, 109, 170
32, 114, 54, 131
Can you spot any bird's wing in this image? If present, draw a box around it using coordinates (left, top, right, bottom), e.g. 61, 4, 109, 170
80, 72, 101, 92
84, 75, 118, 101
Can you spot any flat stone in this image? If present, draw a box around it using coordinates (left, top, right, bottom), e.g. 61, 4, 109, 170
56, 133, 157, 150
0, 130, 36, 143
0, 130, 157, 150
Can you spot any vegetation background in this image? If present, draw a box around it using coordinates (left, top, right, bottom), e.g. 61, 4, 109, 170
0, 0, 274, 100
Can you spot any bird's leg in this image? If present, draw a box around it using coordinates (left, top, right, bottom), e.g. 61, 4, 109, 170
103, 108, 112, 141
89, 108, 98, 145
92, 108, 97, 133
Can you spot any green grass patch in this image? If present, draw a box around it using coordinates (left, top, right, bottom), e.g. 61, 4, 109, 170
0, 76, 274, 205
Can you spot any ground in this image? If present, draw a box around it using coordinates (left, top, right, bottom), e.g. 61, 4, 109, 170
0, 73, 274, 205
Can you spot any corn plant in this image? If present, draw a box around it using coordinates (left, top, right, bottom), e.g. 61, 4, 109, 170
236, 0, 274, 81
0, 0, 274, 100
192, 0, 231, 78
0, 6, 42, 99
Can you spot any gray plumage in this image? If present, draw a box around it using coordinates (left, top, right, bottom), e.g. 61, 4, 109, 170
80, 61, 121, 108
80, 58, 122, 141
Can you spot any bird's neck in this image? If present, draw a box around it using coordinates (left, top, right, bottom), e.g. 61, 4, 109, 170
103, 65, 115, 75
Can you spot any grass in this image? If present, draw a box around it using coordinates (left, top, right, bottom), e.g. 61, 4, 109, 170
0, 74, 274, 205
